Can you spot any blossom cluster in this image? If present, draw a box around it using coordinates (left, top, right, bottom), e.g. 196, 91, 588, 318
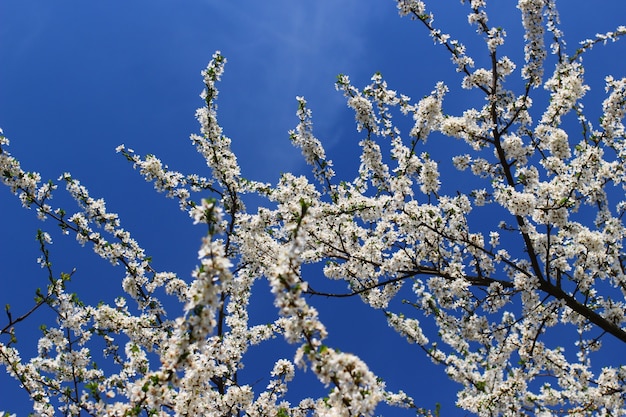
2, 1, 626, 416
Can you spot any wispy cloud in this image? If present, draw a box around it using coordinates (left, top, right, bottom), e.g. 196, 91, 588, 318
195, 1, 387, 180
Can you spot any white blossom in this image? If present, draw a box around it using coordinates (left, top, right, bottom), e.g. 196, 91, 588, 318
2, 3, 626, 416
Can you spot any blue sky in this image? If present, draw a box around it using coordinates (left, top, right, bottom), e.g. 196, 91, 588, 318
1, 1, 626, 415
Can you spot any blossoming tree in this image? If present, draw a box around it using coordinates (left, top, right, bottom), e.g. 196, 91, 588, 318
2, 0, 626, 415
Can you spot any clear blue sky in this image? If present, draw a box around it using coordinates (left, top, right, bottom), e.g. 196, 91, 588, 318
1, 1, 625, 415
